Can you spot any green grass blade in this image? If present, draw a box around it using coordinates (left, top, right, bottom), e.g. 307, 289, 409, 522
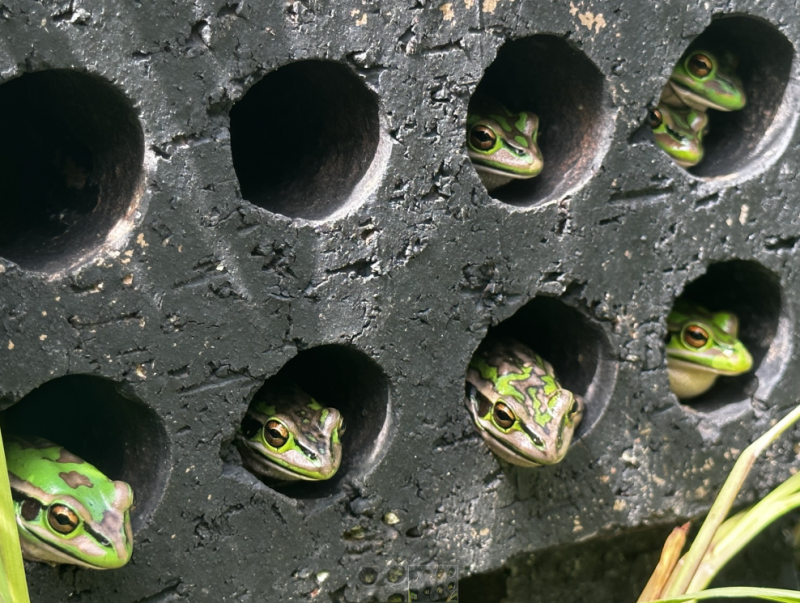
664, 404, 800, 596
649, 586, 800, 602
687, 473, 800, 592
0, 426, 30, 603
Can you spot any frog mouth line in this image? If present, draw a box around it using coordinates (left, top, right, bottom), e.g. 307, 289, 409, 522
19, 524, 110, 569
666, 356, 746, 376
236, 434, 337, 481
471, 162, 540, 179
668, 81, 732, 112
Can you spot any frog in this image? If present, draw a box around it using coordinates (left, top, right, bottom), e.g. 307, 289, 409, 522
465, 337, 584, 467
662, 49, 746, 112
666, 300, 753, 399
648, 103, 709, 167
4, 435, 134, 569
466, 93, 543, 192
235, 379, 345, 482
651, 49, 746, 166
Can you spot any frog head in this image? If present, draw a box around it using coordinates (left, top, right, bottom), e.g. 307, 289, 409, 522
236, 380, 345, 482
465, 338, 583, 467
666, 301, 753, 399
6, 436, 134, 569
667, 49, 746, 112
648, 103, 709, 167
466, 94, 543, 191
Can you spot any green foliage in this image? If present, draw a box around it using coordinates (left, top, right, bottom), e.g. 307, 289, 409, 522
0, 425, 29, 603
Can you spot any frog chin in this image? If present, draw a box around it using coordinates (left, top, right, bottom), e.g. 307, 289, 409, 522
17, 525, 111, 569
666, 357, 734, 399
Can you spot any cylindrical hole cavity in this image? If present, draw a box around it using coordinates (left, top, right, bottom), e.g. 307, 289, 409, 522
668, 260, 787, 413
468, 35, 611, 206
468, 296, 617, 446
229, 345, 389, 499
230, 60, 381, 221
1, 375, 169, 531
0, 70, 145, 273
675, 16, 793, 178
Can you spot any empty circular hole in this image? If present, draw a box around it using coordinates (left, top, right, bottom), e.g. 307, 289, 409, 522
0, 70, 145, 273
468, 35, 612, 206
473, 296, 617, 440
650, 16, 794, 179
229, 60, 382, 221
669, 260, 788, 413
1, 375, 169, 531
228, 345, 389, 499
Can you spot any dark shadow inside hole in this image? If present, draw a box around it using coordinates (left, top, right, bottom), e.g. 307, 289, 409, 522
682, 16, 793, 178
1, 376, 169, 531
675, 260, 782, 412
232, 345, 388, 499
470, 35, 609, 206
0, 70, 145, 273
229, 60, 380, 221
484, 296, 616, 439
458, 567, 508, 603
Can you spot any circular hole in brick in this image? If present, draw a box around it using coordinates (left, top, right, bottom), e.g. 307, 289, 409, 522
1, 375, 169, 531
678, 16, 794, 178
670, 260, 787, 413
0, 70, 145, 273
230, 60, 381, 221
232, 345, 389, 499
468, 35, 612, 206
472, 296, 617, 442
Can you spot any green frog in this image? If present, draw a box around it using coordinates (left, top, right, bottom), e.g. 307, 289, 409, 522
465, 338, 583, 467
652, 49, 746, 166
5, 435, 134, 569
236, 379, 345, 482
648, 104, 709, 168
466, 94, 543, 192
666, 301, 753, 399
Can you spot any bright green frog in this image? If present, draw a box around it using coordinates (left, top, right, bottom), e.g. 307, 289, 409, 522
651, 49, 746, 167
235, 379, 345, 482
465, 338, 583, 467
666, 301, 753, 399
466, 94, 543, 192
5, 435, 134, 569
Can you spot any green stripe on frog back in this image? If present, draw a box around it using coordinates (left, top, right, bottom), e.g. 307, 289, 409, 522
489, 113, 513, 132
470, 356, 531, 403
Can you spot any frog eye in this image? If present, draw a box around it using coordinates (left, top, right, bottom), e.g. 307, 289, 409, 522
688, 53, 713, 78
493, 402, 516, 429
647, 107, 663, 128
339, 417, 347, 436
264, 420, 289, 448
48, 504, 79, 534
683, 324, 710, 349
469, 125, 497, 151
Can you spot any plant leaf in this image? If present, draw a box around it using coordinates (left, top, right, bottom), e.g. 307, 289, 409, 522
0, 426, 30, 603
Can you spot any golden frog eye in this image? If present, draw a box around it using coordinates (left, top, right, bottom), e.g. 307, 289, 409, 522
469, 125, 497, 151
48, 504, 79, 534
493, 402, 516, 429
264, 420, 289, 448
683, 324, 710, 349
688, 53, 713, 78
338, 417, 347, 436
647, 107, 663, 128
